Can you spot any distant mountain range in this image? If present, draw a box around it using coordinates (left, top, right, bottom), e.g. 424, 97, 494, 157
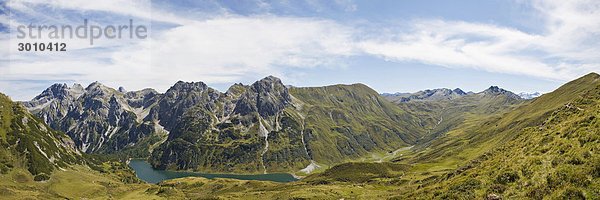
383, 86, 519, 103
380, 92, 410, 97
21, 76, 429, 174
386, 88, 542, 101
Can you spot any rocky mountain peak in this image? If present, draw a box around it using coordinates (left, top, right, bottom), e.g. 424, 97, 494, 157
482, 86, 521, 99
31, 83, 71, 101
226, 83, 247, 98
25, 83, 86, 116
485, 86, 501, 93
118, 86, 127, 93
166, 81, 209, 97
84, 82, 117, 99
50, 83, 69, 91
251, 76, 287, 92
71, 84, 85, 97
23, 81, 164, 154
72, 83, 84, 91
86, 81, 105, 90
453, 88, 466, 95
234, 76, 292, 117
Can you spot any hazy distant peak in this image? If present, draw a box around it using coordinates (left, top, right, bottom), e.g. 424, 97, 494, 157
380, 92, 410, 97
453, 88, 466, 95
385, 88, 468, 102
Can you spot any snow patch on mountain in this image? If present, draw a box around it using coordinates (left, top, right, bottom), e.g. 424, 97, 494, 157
518, 92, 542, 99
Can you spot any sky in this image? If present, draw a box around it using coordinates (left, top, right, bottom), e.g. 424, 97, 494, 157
1, 0, 599, 100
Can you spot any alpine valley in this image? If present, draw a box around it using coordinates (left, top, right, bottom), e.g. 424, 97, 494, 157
1, 73, 599, 199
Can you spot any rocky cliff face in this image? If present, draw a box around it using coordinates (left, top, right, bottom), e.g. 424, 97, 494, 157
146, 81, 220, 130
23, 83, 164, 158
234, 76, 292, 118
149, 76, 307, 174
22, 83, 83, 126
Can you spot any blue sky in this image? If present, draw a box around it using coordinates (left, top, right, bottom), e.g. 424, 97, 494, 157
1, 0, 599, 100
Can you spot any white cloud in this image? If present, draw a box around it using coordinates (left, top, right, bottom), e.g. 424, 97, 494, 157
7, 0, 190, 24
358, 20, 559, 79
111, 16, 356, 91
2, 0, 600, 100
358, 0, 600, 81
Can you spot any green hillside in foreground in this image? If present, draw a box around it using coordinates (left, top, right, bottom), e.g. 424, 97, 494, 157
0, 93, 146, 199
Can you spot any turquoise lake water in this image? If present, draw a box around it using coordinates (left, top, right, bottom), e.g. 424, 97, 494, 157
128, 159, 298, 184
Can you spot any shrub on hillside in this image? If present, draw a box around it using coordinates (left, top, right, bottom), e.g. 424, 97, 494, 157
496, 170, 519, 184
33, 173, 50, 181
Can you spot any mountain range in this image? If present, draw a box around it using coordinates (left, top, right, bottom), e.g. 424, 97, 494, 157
22, 76, 432, 175
20, 76, 527, 176
385, 88, 470, 103
1, 73, 599, 199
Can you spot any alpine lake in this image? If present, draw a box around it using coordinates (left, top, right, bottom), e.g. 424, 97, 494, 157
128, 159, 299, 184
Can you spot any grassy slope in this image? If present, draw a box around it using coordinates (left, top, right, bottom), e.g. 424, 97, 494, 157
0, 164, 154, 199
392, 73, 600, 199
290, 84, 426, 167
391, 76, 600, 173
0, 93, 82, 179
